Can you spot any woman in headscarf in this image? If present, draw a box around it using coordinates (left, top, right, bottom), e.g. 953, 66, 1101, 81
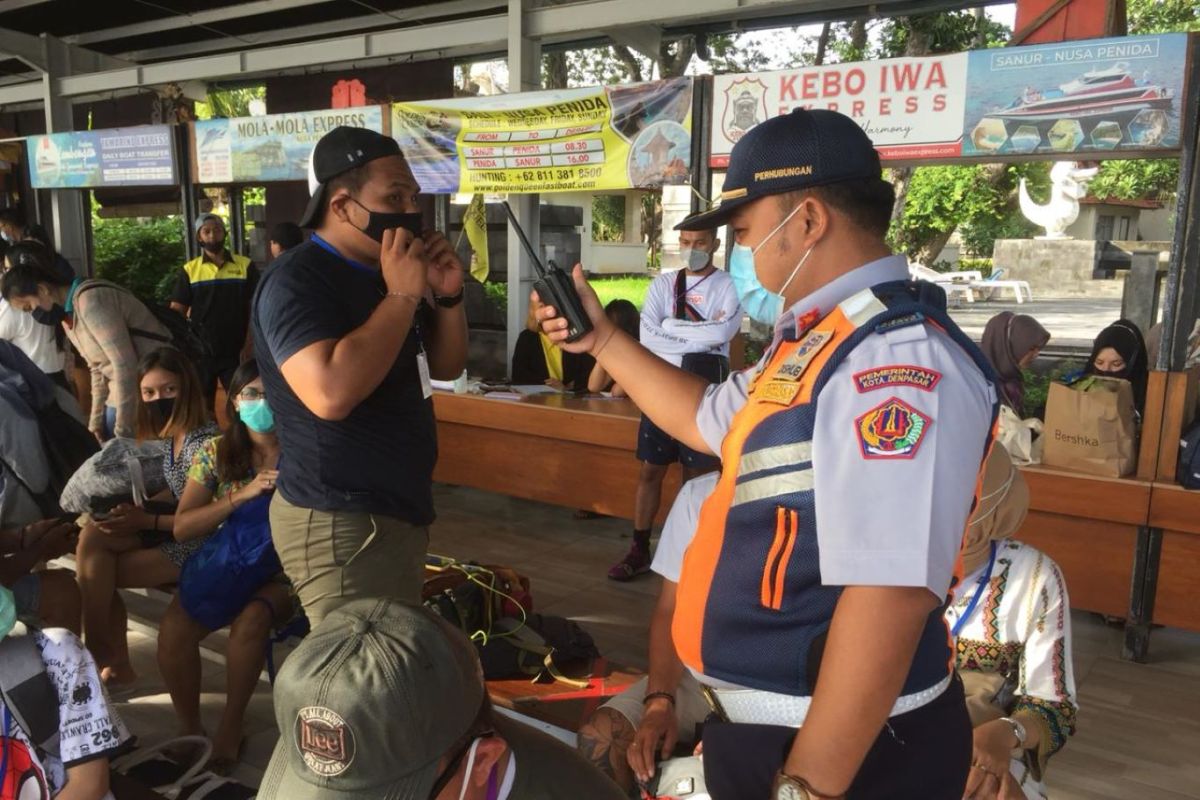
981, 312, 1050, 417
1085, 319, 1149, 414
951, 447, 1078, 800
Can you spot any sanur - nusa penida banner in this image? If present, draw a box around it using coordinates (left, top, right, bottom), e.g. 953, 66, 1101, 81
711, 33, 1187, 166
711, 53, 968, 166
391, 78, 693, 194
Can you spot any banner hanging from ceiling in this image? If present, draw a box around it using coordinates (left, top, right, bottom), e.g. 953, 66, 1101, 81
710, 33, 1188, 167
27, 125, 176, 188
193, 107, 386, 184
391, 77, 693, 194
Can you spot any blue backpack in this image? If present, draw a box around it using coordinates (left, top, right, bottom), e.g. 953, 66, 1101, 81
179, 493, 281, 630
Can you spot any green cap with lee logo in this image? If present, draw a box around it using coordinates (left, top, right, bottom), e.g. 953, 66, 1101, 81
258, 599, 485, 800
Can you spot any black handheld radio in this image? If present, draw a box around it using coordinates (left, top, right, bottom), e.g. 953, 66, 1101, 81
502, 201, 593, 343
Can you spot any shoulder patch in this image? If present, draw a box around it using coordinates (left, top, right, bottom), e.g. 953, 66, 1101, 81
756, 380, 803, 406
772, 330, 832, 381
875, 312, 925, 334
855, 396, 932, 459
853, 365, 942, 393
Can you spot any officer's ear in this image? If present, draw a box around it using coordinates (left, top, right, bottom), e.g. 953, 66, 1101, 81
792, 193, 830, 251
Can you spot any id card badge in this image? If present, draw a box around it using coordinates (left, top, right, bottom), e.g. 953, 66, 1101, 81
416, 350, 433, 399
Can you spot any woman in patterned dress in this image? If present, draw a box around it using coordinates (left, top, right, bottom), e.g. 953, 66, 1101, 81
952, 446, 1078, 800
156, 359, 294, 774
74, 347, 218, 685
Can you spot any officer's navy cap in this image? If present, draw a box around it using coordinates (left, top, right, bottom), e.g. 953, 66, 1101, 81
678, 108, 882, 231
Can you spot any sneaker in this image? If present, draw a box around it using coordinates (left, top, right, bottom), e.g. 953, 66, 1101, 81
607, 546, 651, 581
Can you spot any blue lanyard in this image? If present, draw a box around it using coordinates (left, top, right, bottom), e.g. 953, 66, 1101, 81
310, 233, 379, 275
1, 707, 10, 787
952, 540, 997, 638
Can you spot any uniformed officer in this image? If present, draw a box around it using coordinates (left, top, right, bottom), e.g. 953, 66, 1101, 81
536, 108, 998, 800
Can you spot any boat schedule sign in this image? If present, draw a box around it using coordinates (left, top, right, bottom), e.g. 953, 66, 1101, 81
27, 125, 175, 189
710, 33, 1187, 166
194, 107, 386, 184
392, 78, 693, 194
711, 53, 969, 166
964, 34, 1187, 157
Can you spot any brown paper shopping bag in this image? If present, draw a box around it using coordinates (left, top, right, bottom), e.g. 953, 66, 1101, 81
1041, 376, 1137, 477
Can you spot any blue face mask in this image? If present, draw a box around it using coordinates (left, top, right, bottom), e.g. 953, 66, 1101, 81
727, 203, 815, 326
238, 398, 276, 434
0, 584, 16, 641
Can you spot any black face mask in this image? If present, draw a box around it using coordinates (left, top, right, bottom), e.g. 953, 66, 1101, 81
349, 199, 423, 244
148, 396, 176, 431
32, 305, 66, 326
200, 237, 225, 254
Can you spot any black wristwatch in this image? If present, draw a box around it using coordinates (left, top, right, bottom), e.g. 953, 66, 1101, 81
434, 288, 465, 308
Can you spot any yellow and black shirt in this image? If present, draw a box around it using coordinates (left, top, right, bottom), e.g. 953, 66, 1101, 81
170, 250, 258, 361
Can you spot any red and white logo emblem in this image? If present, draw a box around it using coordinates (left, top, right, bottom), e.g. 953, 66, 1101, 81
295, 706, 355, 777
721, 77, 769, 145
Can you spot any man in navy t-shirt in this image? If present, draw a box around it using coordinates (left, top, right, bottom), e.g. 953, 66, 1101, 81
252, 127, 467, 626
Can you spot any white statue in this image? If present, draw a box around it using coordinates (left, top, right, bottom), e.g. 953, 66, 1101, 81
1018, 161, 1099, 240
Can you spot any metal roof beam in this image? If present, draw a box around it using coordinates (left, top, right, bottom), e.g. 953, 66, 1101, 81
115, 0, 505, 63
0, 0, 998, 106
67, 0, 343, 46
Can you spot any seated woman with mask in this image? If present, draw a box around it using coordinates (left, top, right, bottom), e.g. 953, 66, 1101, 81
1084, 319, 1149, 415
951, 447, 1078, 800
74, 347, 219, 684
157, 359, 293, 774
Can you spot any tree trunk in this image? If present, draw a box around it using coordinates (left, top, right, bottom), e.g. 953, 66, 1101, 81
849, 19, 868, 58
814, 22, 831, 66
612, 45, 645, 82
889, 17, 932, 241
918, 227, 956, 266
544, 51, 568, 89
659, 36, 697, 78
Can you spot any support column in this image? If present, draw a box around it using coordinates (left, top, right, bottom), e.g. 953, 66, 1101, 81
505, 0, 542, 375
40, 34, 88, 276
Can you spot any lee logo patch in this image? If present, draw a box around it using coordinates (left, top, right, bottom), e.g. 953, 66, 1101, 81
853, 365, 942, 393
757, 380, 802, 405
296, 706, 356, 777
856, 397, 931, 459
773, 330, 832, 381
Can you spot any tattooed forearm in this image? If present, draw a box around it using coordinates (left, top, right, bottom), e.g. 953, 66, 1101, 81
578, 708, 637, 794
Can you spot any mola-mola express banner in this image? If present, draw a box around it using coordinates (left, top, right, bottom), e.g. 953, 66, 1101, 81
392, 77, 693, 194
194, 107, 385, 183
710, 32, 1187, 165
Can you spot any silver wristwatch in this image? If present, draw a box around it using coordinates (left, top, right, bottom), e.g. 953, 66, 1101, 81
999, 716, 1028, 748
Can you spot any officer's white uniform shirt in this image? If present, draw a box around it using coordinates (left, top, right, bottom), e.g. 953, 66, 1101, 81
640, 267, 742, 367
695, 255, 995, 603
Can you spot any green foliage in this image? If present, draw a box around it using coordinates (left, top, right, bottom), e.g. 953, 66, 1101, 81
959, 214, 1038, 258
1128, 0, 1200, 33
481, 280, 507, 315
591, 276, 652, 310
877, 11, 1010, 57
592, 195, 626, 242
957, 257, 994, 278
1023, 359, 1085, 421
92, 216, 187, 302
194, 85, 265, 120
1087, 159, 1180, 203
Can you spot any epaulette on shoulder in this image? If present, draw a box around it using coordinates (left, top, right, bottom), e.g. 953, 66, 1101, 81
874, 311, 926, 335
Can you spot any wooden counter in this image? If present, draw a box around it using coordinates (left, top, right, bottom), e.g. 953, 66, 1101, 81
433, 392, 681, 522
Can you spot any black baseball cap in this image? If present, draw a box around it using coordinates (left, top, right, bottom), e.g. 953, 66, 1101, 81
299, 126, 403, 228
677, 108, 882, 231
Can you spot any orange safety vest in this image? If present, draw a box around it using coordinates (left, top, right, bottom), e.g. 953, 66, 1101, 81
672, 282, 997, 696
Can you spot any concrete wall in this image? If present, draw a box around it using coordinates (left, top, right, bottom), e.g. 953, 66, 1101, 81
992, 239, 1125, 298
1139, 207, 1176, 242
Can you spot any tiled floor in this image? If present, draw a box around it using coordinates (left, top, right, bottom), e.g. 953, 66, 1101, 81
108, 483, 1200, 797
